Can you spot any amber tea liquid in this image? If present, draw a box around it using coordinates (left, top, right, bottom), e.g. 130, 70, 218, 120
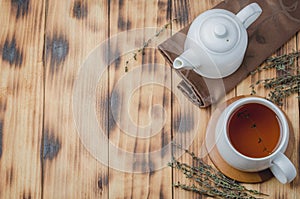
227, 103, 281, 158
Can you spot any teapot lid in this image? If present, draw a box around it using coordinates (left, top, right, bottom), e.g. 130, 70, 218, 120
199, 10, 241, 53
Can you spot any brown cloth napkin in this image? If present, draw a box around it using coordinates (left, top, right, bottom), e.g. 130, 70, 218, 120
158, 0, 300, 107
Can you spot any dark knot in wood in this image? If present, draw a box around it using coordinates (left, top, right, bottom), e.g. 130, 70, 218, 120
72, 1, 88, 19
11, 0, 30, 18
42, 131, 61, 160
2, 37, 23, 67
46, 34, 69, 72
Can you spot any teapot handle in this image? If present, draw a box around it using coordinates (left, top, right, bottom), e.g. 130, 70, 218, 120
236, 3, 262, 29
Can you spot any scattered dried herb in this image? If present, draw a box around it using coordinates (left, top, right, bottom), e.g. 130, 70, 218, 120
169, 143, 268, 199
123, 18, 179, 72
251, 124, 257, 128
258, 137, 262, 143
236, 109, 271, 155
250, 51, 300, 105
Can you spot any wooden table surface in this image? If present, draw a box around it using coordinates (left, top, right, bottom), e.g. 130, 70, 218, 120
0, 0, 299, 198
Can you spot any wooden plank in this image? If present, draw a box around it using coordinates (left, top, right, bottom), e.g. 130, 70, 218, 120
265, 36, 300, 199
0, 0, 45, 198
43, 0, 109, 198
171, 1, 223, 199
108, 0, 173, 198
237, 36, 299, 197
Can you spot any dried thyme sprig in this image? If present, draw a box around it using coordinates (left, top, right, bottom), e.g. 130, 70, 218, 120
250, 51, 300, 105
169, 143, 268, 199
124, 18, 179, 72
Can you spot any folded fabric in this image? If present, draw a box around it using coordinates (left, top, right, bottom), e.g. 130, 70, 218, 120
158, 0, 300, 107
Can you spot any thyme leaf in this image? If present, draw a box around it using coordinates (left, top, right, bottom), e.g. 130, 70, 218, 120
250, 51, 300, 105
123, 18, 179, 72
170, 143, 268, 198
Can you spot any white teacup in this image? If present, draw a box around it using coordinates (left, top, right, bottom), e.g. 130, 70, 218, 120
215, 96, 297, 184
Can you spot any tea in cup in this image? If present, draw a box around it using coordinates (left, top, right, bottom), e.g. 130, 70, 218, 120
215, 97, 297, 184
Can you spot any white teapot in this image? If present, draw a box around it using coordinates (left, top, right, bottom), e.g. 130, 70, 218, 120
173, 3, 262, 79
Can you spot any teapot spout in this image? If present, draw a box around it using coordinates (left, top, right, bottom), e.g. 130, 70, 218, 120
173, 49, 198, 70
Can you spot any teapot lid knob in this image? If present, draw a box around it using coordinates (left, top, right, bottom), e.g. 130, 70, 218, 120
199, 14, 240, 53
214, 24, 227, 38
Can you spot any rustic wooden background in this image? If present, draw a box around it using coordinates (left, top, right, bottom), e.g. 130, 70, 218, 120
0, 0, 299, 198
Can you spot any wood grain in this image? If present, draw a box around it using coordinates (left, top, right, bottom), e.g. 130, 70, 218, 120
108, 0, 172, 198
171, 1, 224, 198
0, 0, 44, 198
236, 32, 300, 199
266, 36, 300, 199
43, 0, 109, 198
0, 0, 299, 198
